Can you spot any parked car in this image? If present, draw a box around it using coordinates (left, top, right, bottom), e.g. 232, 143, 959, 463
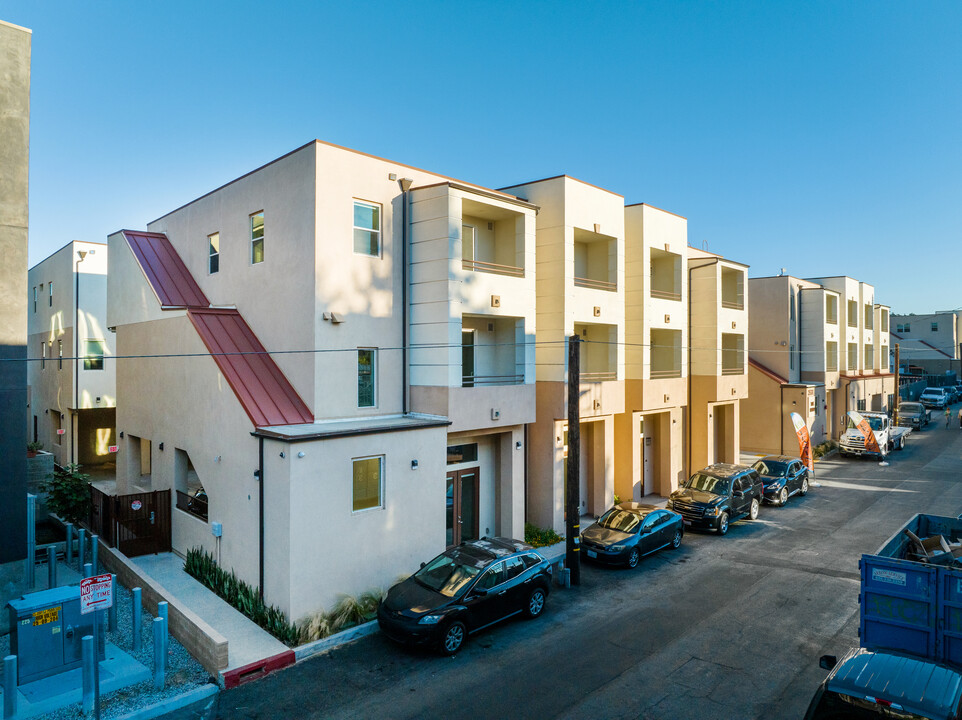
666, 464, 764, 535
377, 537, 551, 655
894, 401, 929, 429
751, 456, 810, 506
580, 502, 684, 568
920, 387, 950, 409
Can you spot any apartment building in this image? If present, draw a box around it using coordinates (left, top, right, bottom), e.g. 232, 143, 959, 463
742, 274, 893, 455
108, 141, 533, 621
688, 247, 749, 472
890, 311, 961, 375
27, 241, 116, 467
499, 176, 625, 533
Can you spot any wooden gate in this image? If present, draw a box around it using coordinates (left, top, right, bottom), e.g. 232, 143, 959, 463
88, 487, 171, 557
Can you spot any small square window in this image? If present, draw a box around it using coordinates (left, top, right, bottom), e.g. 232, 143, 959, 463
353, 456, 383, 512
208, 232, 220, 274
250, 212, 264, 264
84, 339, 105, 371
358, 348, 376, 408
353, 201, 381, 256
931, 322, 938, 332
33, 286, 37, 313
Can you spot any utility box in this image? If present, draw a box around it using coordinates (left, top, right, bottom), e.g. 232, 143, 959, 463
7, 586, 105, 684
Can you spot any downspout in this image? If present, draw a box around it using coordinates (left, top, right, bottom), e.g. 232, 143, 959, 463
399, 179, 414, 414
257, 435, 265, 598
74, 249, 87, 464
687, 261, 693, 473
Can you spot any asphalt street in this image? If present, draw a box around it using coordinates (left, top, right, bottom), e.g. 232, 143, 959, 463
202, 413, 962, 720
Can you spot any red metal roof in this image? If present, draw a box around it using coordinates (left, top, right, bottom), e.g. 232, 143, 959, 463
123, 231, 209, 308
188, 308, 313, 427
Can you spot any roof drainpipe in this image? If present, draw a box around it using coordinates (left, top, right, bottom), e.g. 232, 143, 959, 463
257, 435, 264, 598
399, 179, 414, 414
74, 248, 88, 464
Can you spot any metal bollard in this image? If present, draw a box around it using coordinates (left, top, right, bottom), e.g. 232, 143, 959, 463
157, 603, 169, 674
47, 545, 57, 589
82, 635, 94, 714
152, 617, 165, 689
132, 588, 142, 651
108, 575, 118, 633
91, 534, 99, 575
157, 600, 168, 625
26, 494, 36, 588
78, 528, 87, 569
3, 655, 16, 719
65, 522, 74, 565
84, 562, 92, 580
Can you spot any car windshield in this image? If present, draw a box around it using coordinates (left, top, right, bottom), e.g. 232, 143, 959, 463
685, 473, 729, 494
598, 509, 642, 532
752, 460, 790, 477
413, 553, 482, 598
898, 404, 921, 413
847, 417, 884, 431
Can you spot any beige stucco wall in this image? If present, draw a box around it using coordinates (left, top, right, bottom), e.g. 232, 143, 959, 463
891, 311, 959, 360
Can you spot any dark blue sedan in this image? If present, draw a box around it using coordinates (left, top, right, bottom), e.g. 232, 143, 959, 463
580, 503, 684, 568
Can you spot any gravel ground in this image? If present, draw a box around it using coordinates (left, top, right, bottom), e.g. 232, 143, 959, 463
1, 566, 213, 719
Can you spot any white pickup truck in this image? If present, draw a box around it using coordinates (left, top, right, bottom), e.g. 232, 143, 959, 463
839, 411, 910, 458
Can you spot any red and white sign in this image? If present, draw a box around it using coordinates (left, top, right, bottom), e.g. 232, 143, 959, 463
80, 574, 113, 615
130, 500, 142, 511
57, 428, 65, 436
108, 445, 118, 453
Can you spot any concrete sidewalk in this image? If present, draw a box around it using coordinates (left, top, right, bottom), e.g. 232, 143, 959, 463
131, 554, 290, 680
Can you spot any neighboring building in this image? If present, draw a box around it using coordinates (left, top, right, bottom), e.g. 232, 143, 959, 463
0, 18, 31, 567
687, 247, 749, 472
499, 176, 625, 533
27, 241, 116, 467
108, 141, 532, 621
890, 311, 961, 376
742, 274, 894, 456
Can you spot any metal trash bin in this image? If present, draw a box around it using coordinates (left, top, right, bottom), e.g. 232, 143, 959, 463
7, 586, 105, 684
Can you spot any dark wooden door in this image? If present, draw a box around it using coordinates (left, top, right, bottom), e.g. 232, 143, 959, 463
446, 467, 480, 547
113, 490, 171, 557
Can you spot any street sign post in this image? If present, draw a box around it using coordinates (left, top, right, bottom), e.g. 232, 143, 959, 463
81, 574, 112, 720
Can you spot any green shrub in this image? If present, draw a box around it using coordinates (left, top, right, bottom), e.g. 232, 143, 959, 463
41, 463, 91, 525
27, 441, 44, 453
299, 588, 386, 643
184, 548, 300, 647
524, 522, 564, 548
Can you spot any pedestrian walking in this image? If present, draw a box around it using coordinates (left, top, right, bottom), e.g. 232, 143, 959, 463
946, 406, 952, 428
958, 406, 962, 429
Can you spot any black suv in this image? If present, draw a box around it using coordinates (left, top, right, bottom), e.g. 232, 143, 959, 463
377, 538, 551, 655
666, 464, 764, 535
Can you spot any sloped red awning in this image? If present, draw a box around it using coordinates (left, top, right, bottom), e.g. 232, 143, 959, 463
188, 308, 313, 427
123, 230, 209, 308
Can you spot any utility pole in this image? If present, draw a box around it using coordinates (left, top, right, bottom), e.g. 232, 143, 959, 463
566, 335, 581, 587
894, 344, 900, 409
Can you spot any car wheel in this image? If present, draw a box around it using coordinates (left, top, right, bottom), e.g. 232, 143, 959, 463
898, 437, 905, 450
748, 498, 760, 520
626, 548, 640, 569
671, 528, 683, 549
524, 588, 546, 619
800, 477, 809, 495
777, 488, 788, 506
440, 620, 466, 656
717, 512, 729, 535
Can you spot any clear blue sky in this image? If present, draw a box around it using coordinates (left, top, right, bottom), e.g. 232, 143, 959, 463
6, 0, 960, 314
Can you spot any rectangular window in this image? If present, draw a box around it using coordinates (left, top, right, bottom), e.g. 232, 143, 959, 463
208, 232, 220, 274
903, 322, 910, 333
84, 339, 105, 371
41, 342, 46, 370
932, 322, 938, 332
352, 456, 383, 512
847, 342, 857, 371
447, 444, 479, 464
33, 286, 37, 313
826, 341, 838, 371
825, 296, 838, 324
790, 344, 794, 371
857, 399, 866, 412
790, 293, 795, 321
864, 343, 873, 370
882, 351, 889, 370
847, 300, 858, 328
357, 348, 376, 408
49, 282, 53, 307
58, 339, 63, 370
353, 201, 381, 256
881, 310, 889, 333
250, 212, 264, 264
864, 304, 873, 330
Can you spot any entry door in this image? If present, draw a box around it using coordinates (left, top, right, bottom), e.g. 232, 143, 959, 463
641, 418, 653, 496
446, 468, 480, 546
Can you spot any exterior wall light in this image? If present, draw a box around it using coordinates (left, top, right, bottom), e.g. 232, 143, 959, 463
411, 460, 419, 469
297, 451, 305, 458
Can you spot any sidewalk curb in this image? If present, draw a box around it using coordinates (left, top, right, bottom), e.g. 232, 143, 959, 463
115, 683, 219, 720
294, 620, 379, 662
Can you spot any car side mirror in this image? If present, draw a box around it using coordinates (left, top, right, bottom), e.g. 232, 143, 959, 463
420, 562, 426, 569
733, 490, 744, 498
819, 655, 837, 670
472, 588, 488, 597
641, 526, 652, 534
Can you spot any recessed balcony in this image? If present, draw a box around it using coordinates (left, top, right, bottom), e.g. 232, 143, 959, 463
720, 266, 744, 310
461, 315, 526, 388
461, 200, 525, 278
721, 333, 745, 375
575, 323, 617, 382
650, 248, 681, 302
573, 227, 617, 292
650, 328, 682, 379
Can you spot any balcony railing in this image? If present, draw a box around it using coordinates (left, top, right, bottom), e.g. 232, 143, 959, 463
574, 277, 617, 292
651, 289, 682, 301
721, 300, 744, 310
462, 373, 525, 387
580, 371, 617, 382
722, 367, 744, 376
176, 490, 208, 522
650, 369, 682, 379
462, 259, 525, 278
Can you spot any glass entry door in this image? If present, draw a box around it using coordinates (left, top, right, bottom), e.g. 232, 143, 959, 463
446, 467, 480, 546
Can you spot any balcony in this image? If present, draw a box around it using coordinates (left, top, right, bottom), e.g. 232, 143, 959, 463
650, 248, 682, 302
826, 295, 839, 325
575, 323, 617, 382
573, 227, 617, 292
462, 315, 526, 388
721, 333, 745, 375
650, 328, 682, 379
720, 266, 745, 310
461, 201, 525, 278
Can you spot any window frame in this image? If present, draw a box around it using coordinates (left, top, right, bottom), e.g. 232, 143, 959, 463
352, 200, 382, 257
352, 455, 384, 513
250, 211, 265, 265
41, 342, 46, 370
357, 348, 377, 408
84, 339, 106, 371
58, 339, 63, 370
932, 322, 939, 332
49, 282, 53, 308
208, 232, 220, 275
33, 286, 37, 313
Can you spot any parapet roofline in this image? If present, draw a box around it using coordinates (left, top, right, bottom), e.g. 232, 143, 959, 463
625, 202, 687, 220
412, 182, 539, 212
252, 413, 451, 442
498, 174, 625, 199
150, 138, 531, 225
29, 239, 108, 272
